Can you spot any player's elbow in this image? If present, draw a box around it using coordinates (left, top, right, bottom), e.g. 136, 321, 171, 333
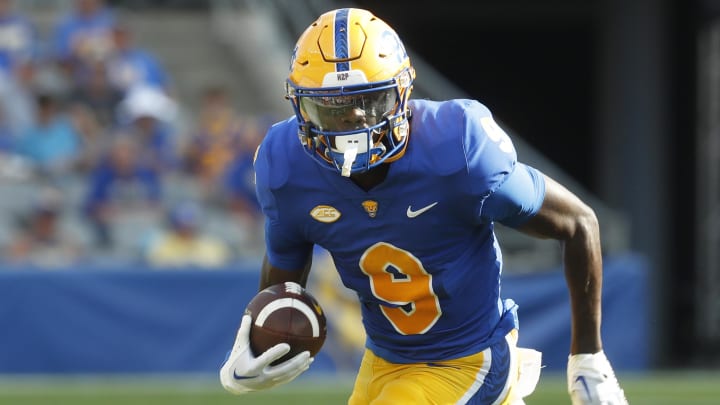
570, 204, 600, 243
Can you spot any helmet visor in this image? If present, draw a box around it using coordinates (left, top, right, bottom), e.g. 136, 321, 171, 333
299, 88, 398, 132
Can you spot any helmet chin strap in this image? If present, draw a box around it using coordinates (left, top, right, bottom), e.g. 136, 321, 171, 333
341, 147, 358, 177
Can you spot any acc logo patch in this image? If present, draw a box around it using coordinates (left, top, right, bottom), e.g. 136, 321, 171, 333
310, 205, 341, 223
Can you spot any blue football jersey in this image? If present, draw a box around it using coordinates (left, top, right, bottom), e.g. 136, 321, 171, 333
254, 99, 545, 363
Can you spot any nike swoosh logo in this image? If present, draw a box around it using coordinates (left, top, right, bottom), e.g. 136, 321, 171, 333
233, 370, 259, 380
575, 376, 592, 399
406, 202, 438, 218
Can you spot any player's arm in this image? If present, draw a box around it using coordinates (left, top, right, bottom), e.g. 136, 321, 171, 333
515, 175, 602, 354
483, 165, 627, 404
483, 164, 602, 352
517, 176, 627, 404
259, 252, 313, 290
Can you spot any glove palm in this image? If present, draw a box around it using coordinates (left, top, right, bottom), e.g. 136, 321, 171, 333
220, 314, 313, 394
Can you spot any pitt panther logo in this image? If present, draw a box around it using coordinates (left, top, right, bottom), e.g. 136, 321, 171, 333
379, 30, 407, 64
362, 200, 378, 218
310, 205, 341, 223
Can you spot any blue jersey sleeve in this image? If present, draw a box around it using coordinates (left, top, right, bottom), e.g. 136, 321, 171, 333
254, 122, 313, 270
461, 101, 518, 198
480, 163, 546, 227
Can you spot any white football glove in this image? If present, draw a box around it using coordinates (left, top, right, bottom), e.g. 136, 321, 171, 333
219, 314, 313, 395
567, 350, 628, 405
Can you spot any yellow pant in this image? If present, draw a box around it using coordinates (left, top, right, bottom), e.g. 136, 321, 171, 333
348, 330, 540, 405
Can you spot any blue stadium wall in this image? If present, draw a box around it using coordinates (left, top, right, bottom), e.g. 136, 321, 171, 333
0, 254, 649, 375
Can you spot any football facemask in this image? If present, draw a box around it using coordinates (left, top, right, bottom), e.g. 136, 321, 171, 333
295, 85, 407, 176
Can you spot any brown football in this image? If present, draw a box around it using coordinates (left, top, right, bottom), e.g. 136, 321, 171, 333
245, 282, 327, 365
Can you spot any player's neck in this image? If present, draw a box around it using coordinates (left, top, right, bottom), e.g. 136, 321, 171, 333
350, 164, 390, 191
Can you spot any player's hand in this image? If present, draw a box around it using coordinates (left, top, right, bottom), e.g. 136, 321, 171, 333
567, 350, 628, 404
219, 315, 313, 394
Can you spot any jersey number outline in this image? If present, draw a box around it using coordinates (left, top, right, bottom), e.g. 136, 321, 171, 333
359, 242, 441, 335
480, 116, 514, 154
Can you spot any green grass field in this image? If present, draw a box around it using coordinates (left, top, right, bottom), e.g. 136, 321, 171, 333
0, 371, 718, 404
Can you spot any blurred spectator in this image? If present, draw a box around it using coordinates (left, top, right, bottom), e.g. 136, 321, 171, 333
0, 105, 13, 150
69, 60, 123, 128
218, 123, 265, 259
0, 141, 33, 181
182, 85, 243, 191
67, 101, 107, 173
219, 113, 269, 222
117, 84, 177, 124
116, 85, 180, 172
51, 0, 116, 86
3, 186, 85, 267
65, 59, 120, 174
144, 201, 231, 268
15, 93, 83, 178
106, 21, 169, 95
221, 144, 261, 223
82, 134, 162, 248
0, 0, 37, 77
0, 64, 35, 140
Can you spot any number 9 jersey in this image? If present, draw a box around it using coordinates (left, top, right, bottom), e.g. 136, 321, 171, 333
254, 98, 547, 363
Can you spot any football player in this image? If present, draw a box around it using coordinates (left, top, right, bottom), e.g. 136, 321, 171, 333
220, 8, 628, 405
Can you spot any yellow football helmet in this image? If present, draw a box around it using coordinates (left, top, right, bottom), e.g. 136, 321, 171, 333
286, 8, 415, 177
